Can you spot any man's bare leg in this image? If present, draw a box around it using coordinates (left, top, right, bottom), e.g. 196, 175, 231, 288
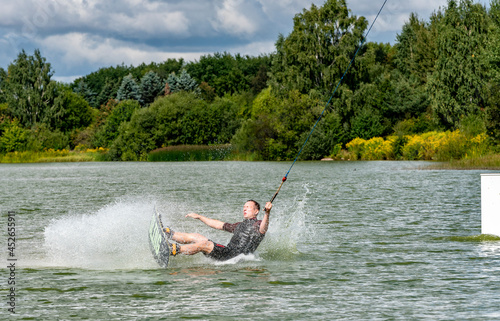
170, 232, 215, 255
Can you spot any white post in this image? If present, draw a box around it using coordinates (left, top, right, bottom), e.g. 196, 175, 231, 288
481, 174, 500, 236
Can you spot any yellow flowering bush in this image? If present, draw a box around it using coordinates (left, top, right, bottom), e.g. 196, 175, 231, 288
362, 137, 394, 160
402, 134, 425, 160
420, 131, 447, 160
342, 130, 491, 162
435, 130, 467, 161
465, 133, 489, 159
346, 137, 366, 160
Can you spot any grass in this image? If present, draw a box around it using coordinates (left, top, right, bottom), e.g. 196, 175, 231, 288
0, 148, 109, 163
148, 144, 233, 161
427, 154, 500, 170
2, 143, 499, 169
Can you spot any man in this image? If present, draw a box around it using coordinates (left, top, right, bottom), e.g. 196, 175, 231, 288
164, 200, 272, 261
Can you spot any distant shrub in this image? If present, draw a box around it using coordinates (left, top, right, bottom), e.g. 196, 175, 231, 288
148, 144, 233, 161
362, 137, 394, 160
0, 120, 28, 152
435, 130, 466, 161
346, 137, 366, 160
343, 130, 491, 162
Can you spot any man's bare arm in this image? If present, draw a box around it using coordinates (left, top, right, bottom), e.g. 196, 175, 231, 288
259, 202, 272, 234
186, 213, 225, 230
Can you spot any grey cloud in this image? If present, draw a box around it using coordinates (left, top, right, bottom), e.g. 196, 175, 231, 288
0, 0, 491, 81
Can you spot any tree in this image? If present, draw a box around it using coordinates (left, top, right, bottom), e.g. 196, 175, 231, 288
0, 119, 28, 152
485, 0, 500, 144
73, 80, 97, 107
117, 74, 142, 103
0, 68, 7, 104
140, 71, 164, 105
49, 86, 93, 132
268, 0, 367, 96
166, 70, 199, 94
395, 13, 438, 84
185, 52, 271, 96
488, 0, 500, 83
427, 0, 490, 128
3, 49, 57, 128
109, 92, 241, 160
96, 78, 119, 107
231, 88, 322, 160
93, 100, 140, 147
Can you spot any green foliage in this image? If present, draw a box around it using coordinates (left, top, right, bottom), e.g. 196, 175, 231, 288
117, 74, 142, 103
3, 49, 57, 128
349, 106, 386, 140
110, 92, 240, 160
0, 120, 29, 152
148, 145, 233, 161
486, 83, 500, 145
428, 0, 490, 128
73, 81, 97, 107
185, 52, 271, 96
199, 82, 217, 102
297, 112, 345, 160
166, 70, 199, 94
1, 0, 500, 161
269, 0, 367, 96
488, 0, 500, 83
72, 59, 183, 108
395, 13, 438, 83
0, 68, 7, 104
458, 113, 487, 137
232, 88, 321, 160
93, 100, 140, 148
140, 71, 164, 105
95, 78, 120, 107
28, 124, 70, 151
50, 86, 93, 132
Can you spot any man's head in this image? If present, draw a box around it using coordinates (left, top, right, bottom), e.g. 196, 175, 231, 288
243, 200, 260, 219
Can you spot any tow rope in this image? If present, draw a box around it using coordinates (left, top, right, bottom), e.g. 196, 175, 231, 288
270, 0, 389, 203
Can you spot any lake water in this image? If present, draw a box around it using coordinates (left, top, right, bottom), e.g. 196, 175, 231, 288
1, 161, 500, 320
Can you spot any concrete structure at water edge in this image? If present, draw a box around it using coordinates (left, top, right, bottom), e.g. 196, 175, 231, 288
481, 174, 500, 237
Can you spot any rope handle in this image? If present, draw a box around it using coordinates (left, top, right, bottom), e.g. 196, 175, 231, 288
270, 176, 287, 203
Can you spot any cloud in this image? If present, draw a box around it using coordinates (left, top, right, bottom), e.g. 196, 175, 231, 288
0, 0, 492, 80
212, 0, 260, 36
39, 32, 207, 68
227, 40, 277, 57
107, 11, 190, 38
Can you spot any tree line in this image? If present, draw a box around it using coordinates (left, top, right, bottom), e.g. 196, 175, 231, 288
1, 0, 499, 161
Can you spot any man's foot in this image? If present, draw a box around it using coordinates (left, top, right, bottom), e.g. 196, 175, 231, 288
168, 241, 181, 256
163, 227, 174, 239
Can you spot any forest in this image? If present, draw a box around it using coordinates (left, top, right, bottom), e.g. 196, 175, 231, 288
1, 0, 499, 163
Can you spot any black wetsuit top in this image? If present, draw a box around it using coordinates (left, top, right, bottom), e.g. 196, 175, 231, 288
206, 218, 265, 261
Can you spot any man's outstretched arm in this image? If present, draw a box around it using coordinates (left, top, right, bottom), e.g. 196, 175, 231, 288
186, 213, 225, 230
259, 202, 272, 234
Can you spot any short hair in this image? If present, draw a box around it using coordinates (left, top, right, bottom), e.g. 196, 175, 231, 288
247, 200, 260, 211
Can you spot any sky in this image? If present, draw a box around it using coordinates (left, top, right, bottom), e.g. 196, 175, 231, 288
0, 0, 492, 83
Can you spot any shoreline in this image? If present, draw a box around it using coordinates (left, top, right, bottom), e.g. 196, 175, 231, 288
2, 150, 500, 170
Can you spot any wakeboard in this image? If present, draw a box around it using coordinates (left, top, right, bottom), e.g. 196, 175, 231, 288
148, 207, 171, 268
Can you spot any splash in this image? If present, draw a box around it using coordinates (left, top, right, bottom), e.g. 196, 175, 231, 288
213, 253, 261, 266
43, 199, 159, 270
259, 184, 312, 260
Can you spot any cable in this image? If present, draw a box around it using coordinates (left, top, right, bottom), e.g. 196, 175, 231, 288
270, 0, 388, 203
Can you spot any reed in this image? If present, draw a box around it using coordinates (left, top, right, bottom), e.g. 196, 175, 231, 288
148, 144, 233, 162
429, 154, 500, 170
0, 148, 109, 163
